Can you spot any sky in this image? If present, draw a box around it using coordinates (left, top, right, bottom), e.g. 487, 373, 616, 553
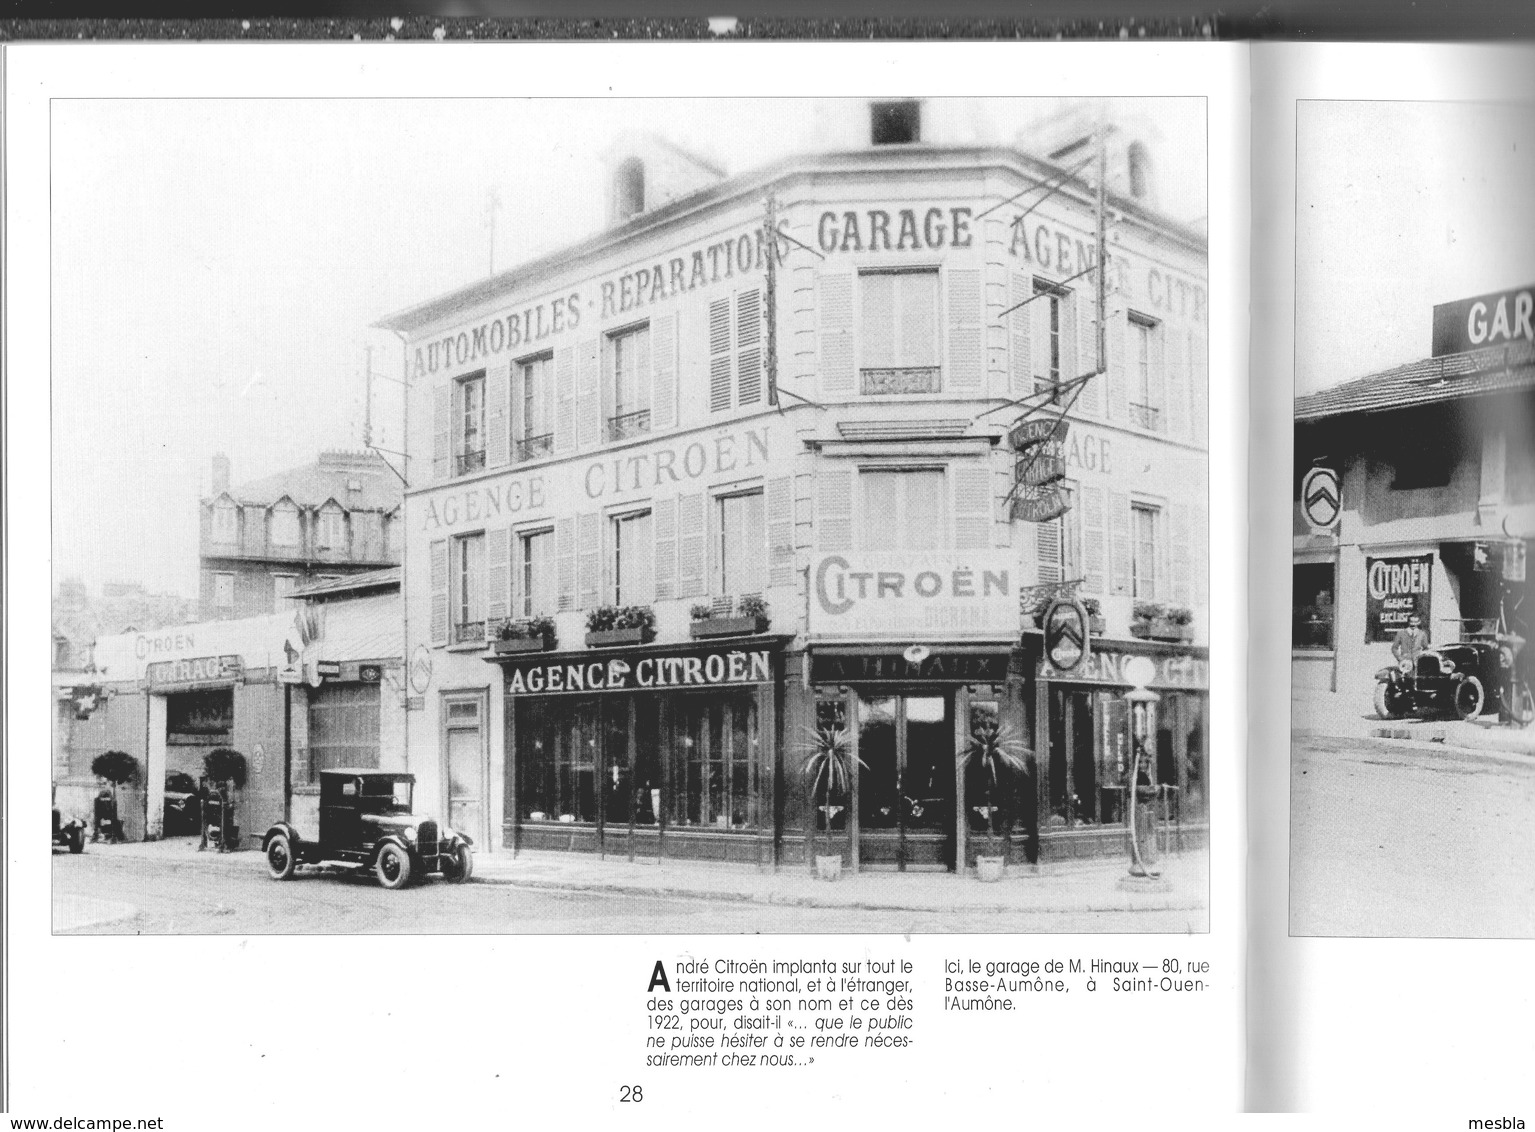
50, 95, 1203, 599
1295, 99, 1535, 394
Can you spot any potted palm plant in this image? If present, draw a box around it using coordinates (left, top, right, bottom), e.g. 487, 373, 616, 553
800, 721, 858, 881
964, 719, 1030, 882
494, 615, 557, 654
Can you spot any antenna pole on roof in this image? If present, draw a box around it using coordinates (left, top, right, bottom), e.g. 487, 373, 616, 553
764, 192, 779, 408
363, 344, 373, 449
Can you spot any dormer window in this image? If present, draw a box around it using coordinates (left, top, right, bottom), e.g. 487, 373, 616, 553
271, 500, 300, 548
318, 505, 347, 552
870, 101, 921, 146
211, 499, 238, 544
614, 157, 645, 221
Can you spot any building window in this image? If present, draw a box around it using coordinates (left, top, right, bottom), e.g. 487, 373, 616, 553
214, 572, 235, 609
270, 501, 300, 548
517, 354, 553, 461
1033, 281, 1070, 400
717, 490, 765, 598
1132, 502, 1161, 600
860, 468, 947, 551
455, 371, 486, 476
607, 324, 651, 441
211, 501, 237, 544
859, 269, 940, 394
273, 574, 297, 610
611, 510, 654, 605
870, 100, 921, 145
451, 532, 486, 644
317, 507, 346, 552
1389, 441, 1452, 490
1055, 482, 1083, 583
517, 699, 598, 824
1293, 562, 1336, 649
1129, 314, 1163, 431
308, 683, 381, 777
520, 528, 556, 618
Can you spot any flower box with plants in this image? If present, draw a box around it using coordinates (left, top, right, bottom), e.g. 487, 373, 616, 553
799, 720, 863, 881
964, 719, 1030, 881
1030, 595, 1106, 636
493, 615, 557, 654
1129, 602, 1194, 642
584, 604, 657, 647
689, 594, 770, 639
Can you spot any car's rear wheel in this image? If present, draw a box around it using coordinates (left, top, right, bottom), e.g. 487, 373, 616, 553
443, 842, 474, 883
1374, 682, 1409, 720
375, 842, 413, 890
1453, 675, 1486, 721
1501, 678, 1534, 726
68, 828, 84, 854
266, 833, 297, 880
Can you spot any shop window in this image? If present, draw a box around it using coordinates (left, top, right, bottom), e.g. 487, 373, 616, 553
677, 693, 760, 830
870, 100, 921, 145
517, 698, 598, 824
1129, 313, 1163, 431
519, 527, 557, 618
1132, 502, 1162, 600
308, 683, 381, 776
611, 510, 654, 605
270, 501, 300, 548
211, 500, 238, 544
607, 324, 651, 442
451, 532, 486, 644
214, 571, 235, 609
717, 490, 765, 598
1033, 280, 1074, 401
317, 506, 347, 552
455, 371, 486, 476
859, 269, 940, 394
1293, 562, 1336, 649
517, 354, 553, 462
859, 468, 946, 551
273, 574, 297, 610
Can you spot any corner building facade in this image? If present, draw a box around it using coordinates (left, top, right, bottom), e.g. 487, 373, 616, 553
381, 105, 1209, 871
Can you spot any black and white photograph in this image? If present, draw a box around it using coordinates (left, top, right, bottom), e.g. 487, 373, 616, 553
46, 92, 1211, 936
1289, 98, 1535, 938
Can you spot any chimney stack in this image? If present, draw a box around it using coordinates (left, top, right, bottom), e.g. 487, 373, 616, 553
211, 453, 231, 495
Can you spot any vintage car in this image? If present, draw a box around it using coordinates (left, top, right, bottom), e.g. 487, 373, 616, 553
163, 770, 201, 836
261, 769, 473, 889
1375, 633, 1534, 723
52, 804, 86, 854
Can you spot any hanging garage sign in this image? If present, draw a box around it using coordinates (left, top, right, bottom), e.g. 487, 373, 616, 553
1042, 599, 1091, 672
1365, 554, 1433, 643
1300, 466, 1340, 532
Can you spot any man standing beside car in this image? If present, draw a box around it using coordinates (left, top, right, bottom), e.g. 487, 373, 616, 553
1392, 612, 1429, 666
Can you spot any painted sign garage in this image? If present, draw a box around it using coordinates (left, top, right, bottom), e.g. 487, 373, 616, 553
810, 550, 1018, 638
1365, 554, 1433, 642
504, 647, 772, 695
1432, 283, 1535, 357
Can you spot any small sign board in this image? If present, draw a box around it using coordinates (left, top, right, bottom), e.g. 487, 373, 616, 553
1431, 284, 1535, 357
1011, 483, 1070, 523
1504, 541, 1527, 584
1042, 599, 1091, 672
1300, 467, 1340, 532
1365, 554, 1433, 643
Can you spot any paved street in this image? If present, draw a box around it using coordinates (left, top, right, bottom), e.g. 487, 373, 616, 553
1291, 734, 1535, 937
52, 847, 1206, 935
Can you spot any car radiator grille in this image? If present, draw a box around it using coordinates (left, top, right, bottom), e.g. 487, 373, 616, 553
1416, 656, 1442, 680
417, 820, 441, 857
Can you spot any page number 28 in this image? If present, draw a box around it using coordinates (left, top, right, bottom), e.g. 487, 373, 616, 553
620, 1085, 644, 1103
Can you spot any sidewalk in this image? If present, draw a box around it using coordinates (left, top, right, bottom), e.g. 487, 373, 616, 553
74, 836, 1208, 915
1293, 689, 1535, 757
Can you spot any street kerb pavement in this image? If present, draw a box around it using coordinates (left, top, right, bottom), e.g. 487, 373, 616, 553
63, 837, 1207, 916
1294, 690, 1535, 759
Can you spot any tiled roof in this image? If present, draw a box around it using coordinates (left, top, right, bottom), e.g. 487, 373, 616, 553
1296, 340, 1535, 422
290, 567, 401, 599
214, 452, 401, 512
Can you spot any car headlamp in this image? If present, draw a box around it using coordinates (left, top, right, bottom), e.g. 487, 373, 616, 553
1439, 656, 1456, 675
402, 826, 418, 842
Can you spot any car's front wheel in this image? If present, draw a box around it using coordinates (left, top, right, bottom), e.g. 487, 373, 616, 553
1453, 675, 1486, 721
68, 828, 85, 854
1374, 682, 1409, 720
375, 842, 413, 890
266, 833, 297, 880
443, 842, 474, 883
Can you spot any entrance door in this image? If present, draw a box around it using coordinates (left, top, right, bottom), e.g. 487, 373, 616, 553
856, 694, 954, 870
443, 694, 488, 844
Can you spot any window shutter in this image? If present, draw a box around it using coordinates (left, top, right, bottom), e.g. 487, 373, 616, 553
1082, 484, 1107, 595
432, 385, 451, 481
706, 496, 722, 597
653, 496, 678, 601
651, 311, 677, 431
1191, 328, 1208, 444
709, 298, 733, 413
486, 362, 510, 469
677, 493, 706, 599
508, 532, 523, 621
543, 356, 558, 450
818, 272, 855, 398
429, 539, 449, 646
737, 288, 763, 406
554, 346, 576, 455
1151, 323, 1167, 427
1106, 311, 1128, 423
602, 516, 617, 605
1060, 288, 1079, 381
556, 517, 576, 611
1036, 522, 1062, 585
1166, 327, 1190, 439
766, 476, 795, 587
577, 512, 601, 609
1193, 501, 1208, 606
1170, 502, 1193, 607
1109, 489, 1131, 596
946, 268, 983, 393
486, 526, 511, 624
952, 462, 991, 550
817, 468, 853, 551
1010, 273, 1031, 397
1077, 290, 1103, 415
577, 338, 600, 450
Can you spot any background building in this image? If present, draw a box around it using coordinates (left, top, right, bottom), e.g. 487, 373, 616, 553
198, 450, 401, 620
378, 98, 1209, 869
